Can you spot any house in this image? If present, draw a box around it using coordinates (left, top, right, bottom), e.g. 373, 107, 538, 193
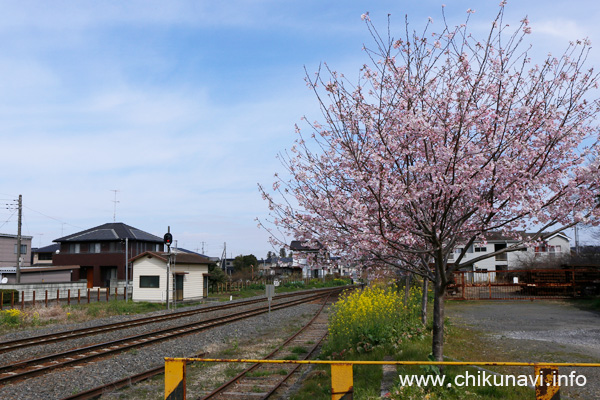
449, 231, 571, 273
0, 233, 33, 268
220, 258, 235, 275
31, 244, 59, 265
0, 265, 79, 284
290, 240, 329, 278
52, 222, 164, 288
264, 256, 299, 277
130, 251, 210, 302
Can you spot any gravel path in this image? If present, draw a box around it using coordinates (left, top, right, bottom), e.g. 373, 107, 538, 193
0, 293, 323, 400
446, 300, 600, 400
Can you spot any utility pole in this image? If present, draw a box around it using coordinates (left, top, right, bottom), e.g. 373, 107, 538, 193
220, 242, 232, 274
16, 195, 22, 284
125, 237, 129, 302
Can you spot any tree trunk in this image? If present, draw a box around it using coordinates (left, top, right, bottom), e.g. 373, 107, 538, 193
421, 278, 429, 325
432, 267, 446, 367
404, 274, 412, 305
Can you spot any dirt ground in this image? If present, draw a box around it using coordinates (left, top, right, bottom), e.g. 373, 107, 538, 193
445, 300, 600, 399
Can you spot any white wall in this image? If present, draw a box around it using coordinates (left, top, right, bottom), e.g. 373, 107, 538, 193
132, 256, 208, 302
132, 256, 167, 302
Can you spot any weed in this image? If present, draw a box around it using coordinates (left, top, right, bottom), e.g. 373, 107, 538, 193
251, 385, 263, 393
224, 365, 241, 377
246, 370, 272, 377
291, 346, 308, 354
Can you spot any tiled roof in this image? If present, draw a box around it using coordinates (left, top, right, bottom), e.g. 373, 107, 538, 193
32, 244, 60, 253
482, 231, 570, 242
129, 251, 212, 265
54, 223, 163, 243
290, 240, 324, 252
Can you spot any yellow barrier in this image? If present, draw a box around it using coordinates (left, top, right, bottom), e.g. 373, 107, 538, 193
165, 358, 600, 400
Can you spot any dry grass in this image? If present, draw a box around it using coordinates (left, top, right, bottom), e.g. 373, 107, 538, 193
0, 306, 92, 334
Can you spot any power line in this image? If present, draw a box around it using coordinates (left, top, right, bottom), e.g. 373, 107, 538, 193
0, 209, 16, 230
23, 205, 84, 230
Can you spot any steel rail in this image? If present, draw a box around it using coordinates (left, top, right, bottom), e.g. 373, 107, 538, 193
0, 289, 342, 385
200, 290, 338, 400
60, 352, 207, 400
0, 286, 344, 354
59, 289, 344, 400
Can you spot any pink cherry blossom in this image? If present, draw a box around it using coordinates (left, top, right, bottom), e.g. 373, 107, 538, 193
259, 4, 600, 363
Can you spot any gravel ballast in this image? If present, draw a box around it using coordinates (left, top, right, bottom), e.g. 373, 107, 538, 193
0, 293, 325, 400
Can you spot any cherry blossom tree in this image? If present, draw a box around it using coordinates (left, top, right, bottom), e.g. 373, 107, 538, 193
260, 5, 600, 362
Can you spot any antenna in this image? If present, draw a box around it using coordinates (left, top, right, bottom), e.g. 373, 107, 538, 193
111, 190, 120, 222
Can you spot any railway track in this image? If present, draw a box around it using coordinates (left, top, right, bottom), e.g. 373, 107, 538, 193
0, 287, 344, 387
199, 291, 334, 400
0, 286, 341, 355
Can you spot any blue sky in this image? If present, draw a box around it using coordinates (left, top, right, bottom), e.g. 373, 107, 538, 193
0, 0, 598, 258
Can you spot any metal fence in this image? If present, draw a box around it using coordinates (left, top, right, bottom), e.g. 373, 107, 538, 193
447, 268, 600, 300
165, 357, 600, 400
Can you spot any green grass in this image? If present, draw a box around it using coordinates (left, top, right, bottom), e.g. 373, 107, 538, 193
290, 293, 535, 400
289, 349, 385, 400
207, 278, 353, 301
69, 300, 164, 317
567, 296, 600, 311
246, 370, 273, 377
387, 320, 534, 399
291, 346, 308, 354
224, 364, 243, 377
289, 368, 330, 400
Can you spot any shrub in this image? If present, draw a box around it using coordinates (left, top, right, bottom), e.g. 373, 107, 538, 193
283, 281, 305, 289
0, 309, 23, 326
246, 283, 265, 290
325, 284, 422, 355
0, 289, 19, 304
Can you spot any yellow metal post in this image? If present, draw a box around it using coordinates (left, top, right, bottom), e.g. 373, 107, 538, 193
331, 363, 353, 400
535, 365, 560, 400
165, 359, 186, 400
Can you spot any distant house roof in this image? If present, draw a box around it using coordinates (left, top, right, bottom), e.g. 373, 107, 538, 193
265, 257, 293, 263
54, 223, 163, 243
0, 233, 33, 240
481, 231, 570, 242
290, 240, 324, 252
0, 265, 80, 273
174, 248, 209, 257
33, 244, 60, 253
129, 251, 212, 265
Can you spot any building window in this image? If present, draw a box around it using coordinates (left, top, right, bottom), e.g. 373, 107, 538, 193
14, 244, 27, 254
69, 243, 80, 254
109, 242, 121, 252
140, 276, 160, 288
89, 243, 101, 253
474, 246, 487, 253
38, 253, 53, 260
